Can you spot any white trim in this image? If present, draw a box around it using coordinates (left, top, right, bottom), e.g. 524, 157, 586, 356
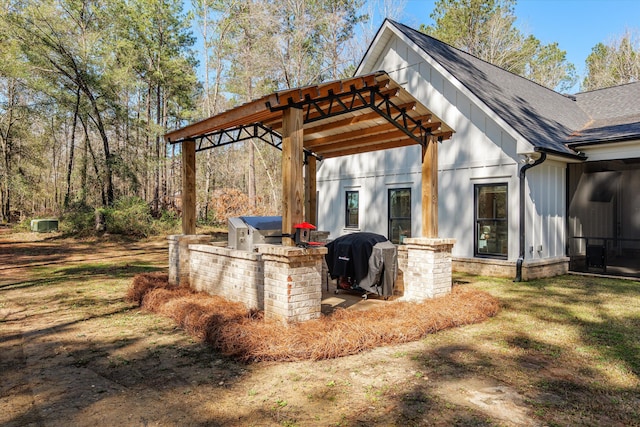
579, 139, 640, 161
470, 175, 513, 181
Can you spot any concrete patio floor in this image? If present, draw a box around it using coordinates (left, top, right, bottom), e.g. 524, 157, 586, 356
321, 279, 392, 315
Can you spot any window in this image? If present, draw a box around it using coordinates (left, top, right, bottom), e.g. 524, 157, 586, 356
389, 188, 411, 244
345, 191, 359, 228
475, 184, 508, 258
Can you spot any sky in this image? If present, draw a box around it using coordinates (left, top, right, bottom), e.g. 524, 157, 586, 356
188, 0, 640, 94
397, 0, 640, 93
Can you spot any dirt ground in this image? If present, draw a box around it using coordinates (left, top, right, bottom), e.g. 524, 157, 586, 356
1, 230, 636, 426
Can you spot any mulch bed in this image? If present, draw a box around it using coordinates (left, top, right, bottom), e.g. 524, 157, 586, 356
127, 273, 500, 362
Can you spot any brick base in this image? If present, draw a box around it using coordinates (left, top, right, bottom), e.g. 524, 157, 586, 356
400, 238, 456, 302
189, 243, 264, 310
396, 245, 407, 296
258, 245, 327, 323
168, 234, 211, 285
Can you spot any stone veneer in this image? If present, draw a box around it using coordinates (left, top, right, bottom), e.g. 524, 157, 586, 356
168, 234, 212, 285
189, 243, 265, 310
401, 238, 456, 301
257, 244, 327, 323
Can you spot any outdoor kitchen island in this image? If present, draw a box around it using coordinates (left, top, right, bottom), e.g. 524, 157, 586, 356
169, 217, 329, 323
169, 226, 455, 324
165, 73, 457, 323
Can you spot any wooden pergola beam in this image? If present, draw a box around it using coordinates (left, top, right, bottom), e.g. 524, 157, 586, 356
262, 87, 401, 130
181, 140, 196, 235
305, 156, 317, 225
281, 107, 304, 246
306, 128, 410, 153
319, 138, 415, 158
422, 136, 438, 237
166, 71, 454, 242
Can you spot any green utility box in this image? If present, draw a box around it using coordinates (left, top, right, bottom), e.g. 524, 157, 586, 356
30, 218, 59, 232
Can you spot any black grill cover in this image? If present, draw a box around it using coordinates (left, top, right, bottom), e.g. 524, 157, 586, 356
325, 232, 388, 283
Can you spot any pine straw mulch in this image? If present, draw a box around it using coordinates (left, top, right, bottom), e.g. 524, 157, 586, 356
126, 272, 500, 362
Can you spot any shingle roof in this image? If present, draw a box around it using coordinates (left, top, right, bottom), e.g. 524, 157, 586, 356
575, 82, 640, 119
568, 83, 640, 146
387, 20, 640, 156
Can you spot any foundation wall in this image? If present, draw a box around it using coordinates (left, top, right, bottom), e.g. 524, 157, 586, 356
521, 257, 570, 280
453, 257, 569, 280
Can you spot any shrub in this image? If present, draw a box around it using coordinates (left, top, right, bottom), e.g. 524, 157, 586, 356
153, 208, 181, 234
59, 202, 95, 236
102, 196, 154, 237
58, 197, 185, 238
210, 188, 276, 226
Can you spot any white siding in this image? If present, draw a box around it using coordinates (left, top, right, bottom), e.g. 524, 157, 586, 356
525, 160, 567, 260
580, 139, 640, 162
318, 33, 566, 262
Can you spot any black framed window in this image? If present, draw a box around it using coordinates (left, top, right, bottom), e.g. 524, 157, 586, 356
388, 188, 411, 244
475, 183, 508, 258
345, 191, 359, 228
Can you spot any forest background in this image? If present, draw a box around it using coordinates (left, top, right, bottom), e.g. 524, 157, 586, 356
1, 0, 639, 234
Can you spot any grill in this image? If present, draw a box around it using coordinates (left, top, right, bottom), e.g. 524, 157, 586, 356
228, 216, 282, 251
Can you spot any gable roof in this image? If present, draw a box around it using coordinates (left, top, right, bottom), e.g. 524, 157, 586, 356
376, 20, 593, 158
357, 20, 638, 158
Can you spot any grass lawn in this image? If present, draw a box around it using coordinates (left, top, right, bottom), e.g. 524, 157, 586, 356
1, 233, 638, 426
429, 273, 640, 426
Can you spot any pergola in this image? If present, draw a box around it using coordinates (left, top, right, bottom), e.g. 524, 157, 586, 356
164, 71, 454, 245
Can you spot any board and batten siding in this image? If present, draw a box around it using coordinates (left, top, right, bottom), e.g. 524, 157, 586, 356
317, 32, 567, 263
525, 160, 567, 260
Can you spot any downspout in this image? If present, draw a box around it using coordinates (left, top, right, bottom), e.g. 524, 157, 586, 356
515, 151, 547, 282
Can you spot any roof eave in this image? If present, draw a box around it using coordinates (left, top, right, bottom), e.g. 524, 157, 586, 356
566, 134, 640, 149
354, 19, 395, 77
534, 146, 587, 161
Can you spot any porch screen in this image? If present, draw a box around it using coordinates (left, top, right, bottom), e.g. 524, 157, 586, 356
475, 183, 508, 257
389, 188, 411, 244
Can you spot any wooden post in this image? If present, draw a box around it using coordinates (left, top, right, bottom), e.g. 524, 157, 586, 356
421, 137, 438, 238
305, 155, 317, 225
282, 107, 304, 246
181, 140, 196, 235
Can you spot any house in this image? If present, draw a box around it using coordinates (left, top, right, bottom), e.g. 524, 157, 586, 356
316, 19, 640, 280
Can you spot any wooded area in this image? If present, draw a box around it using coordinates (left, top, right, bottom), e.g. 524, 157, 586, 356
1, 0, 638, 228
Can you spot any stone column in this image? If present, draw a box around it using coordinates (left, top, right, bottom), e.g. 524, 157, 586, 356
258, 245, 327, 323
401, 237, 456, 302
168, 234, 211, 286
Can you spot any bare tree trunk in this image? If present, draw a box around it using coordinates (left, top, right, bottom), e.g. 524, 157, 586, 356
0, 78, 17, 222
51, 118, 59, 211
80, 121, 88, 206
146, 82, 155, 212
153, 83, 161, 216
162, 91, 169, 212
64, 88, 81, 208
248, 142, 256, 209
80, 115, 106, 206
83, 89, 113, 206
